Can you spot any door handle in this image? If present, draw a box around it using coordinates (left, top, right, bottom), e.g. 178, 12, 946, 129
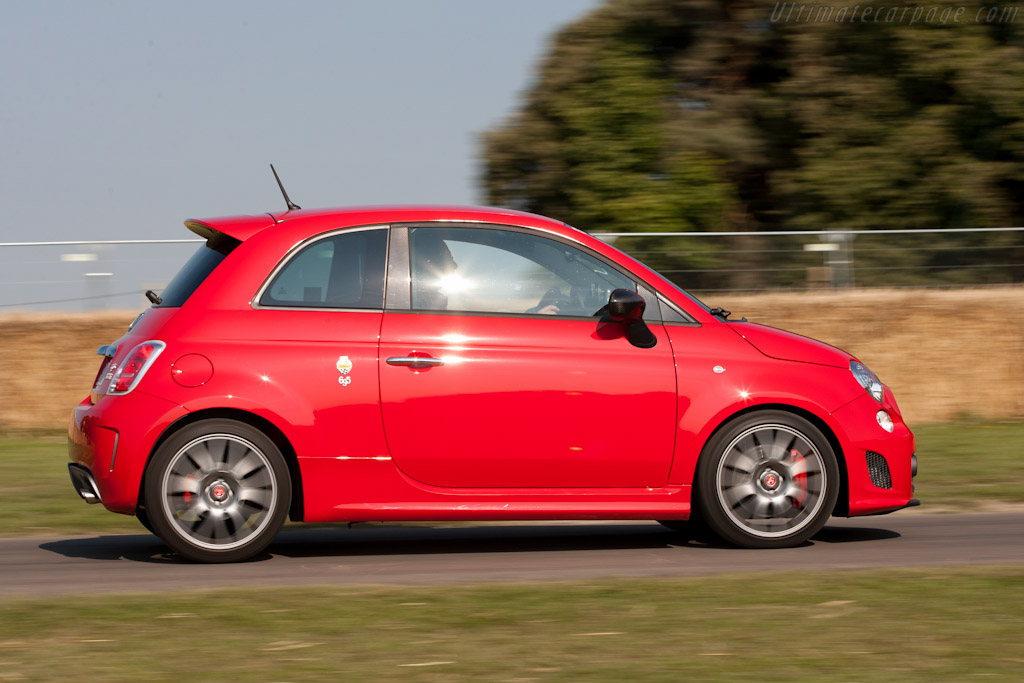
386, 356, 445, 368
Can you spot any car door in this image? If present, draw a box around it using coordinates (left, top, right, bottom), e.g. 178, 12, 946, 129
378, 225, 677, 489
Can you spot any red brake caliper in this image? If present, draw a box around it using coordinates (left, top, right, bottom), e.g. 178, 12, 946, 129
790, 449, 808, 509
183, 474, 197, 506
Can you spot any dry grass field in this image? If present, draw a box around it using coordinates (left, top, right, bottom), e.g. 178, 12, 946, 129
1, 286, 1021, 429
716, 287, 1024, 425
0, 312, 137, 430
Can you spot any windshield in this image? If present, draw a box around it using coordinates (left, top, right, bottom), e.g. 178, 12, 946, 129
155, 232, 239, 307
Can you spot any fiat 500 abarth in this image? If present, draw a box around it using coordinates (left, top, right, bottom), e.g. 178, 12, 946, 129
68, 205, 917, 562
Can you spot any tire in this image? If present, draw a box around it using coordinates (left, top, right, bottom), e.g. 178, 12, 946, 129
143, 419, 291, 563
135, 503, 155, 534
695, 411, 839, 549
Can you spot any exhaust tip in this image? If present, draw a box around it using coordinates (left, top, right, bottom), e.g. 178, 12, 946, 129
68, 464, 102, 504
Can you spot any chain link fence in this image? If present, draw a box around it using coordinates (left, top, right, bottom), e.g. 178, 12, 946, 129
1, 228, 1022, 311
596, 227, 1024, 294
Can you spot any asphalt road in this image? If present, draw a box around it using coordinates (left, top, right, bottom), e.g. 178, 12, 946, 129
3, 513, 1022, 596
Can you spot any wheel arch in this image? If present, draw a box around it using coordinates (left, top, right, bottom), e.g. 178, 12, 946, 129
698, 403, 849, 517
137, 407, 306, 522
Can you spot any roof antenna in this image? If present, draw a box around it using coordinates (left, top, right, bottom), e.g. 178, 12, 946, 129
270, 164, 301, 211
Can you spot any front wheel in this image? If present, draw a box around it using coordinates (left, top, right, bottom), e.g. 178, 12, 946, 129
143, 419, 291, 563
696, 411, 839, 549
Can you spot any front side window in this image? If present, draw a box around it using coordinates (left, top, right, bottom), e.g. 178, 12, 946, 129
260, 229, 387, 309
409, 227, 634, 317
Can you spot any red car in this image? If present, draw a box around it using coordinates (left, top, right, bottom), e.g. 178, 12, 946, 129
68, 205, 917, 562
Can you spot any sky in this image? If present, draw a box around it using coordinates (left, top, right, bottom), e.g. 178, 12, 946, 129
0, 0, 600, 243
0, 0, 600, 309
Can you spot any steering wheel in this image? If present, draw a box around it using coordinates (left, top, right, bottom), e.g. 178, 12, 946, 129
532, 288, 581, 315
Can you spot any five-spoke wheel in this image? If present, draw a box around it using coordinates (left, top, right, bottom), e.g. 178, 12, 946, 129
143, 419, 291, 563
696, 411, 839, 548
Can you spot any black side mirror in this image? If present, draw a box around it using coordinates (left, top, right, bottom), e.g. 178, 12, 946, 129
606, 289, 657, 348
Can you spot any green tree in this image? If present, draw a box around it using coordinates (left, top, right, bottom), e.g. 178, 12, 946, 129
480, 0, 1024, 289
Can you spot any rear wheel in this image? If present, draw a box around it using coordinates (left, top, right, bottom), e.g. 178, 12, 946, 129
696, 411, 839, 549
135, 504, 155, 534
144, 419, 291, 563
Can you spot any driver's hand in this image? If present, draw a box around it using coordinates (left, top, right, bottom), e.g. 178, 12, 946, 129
537, 304, 560, 315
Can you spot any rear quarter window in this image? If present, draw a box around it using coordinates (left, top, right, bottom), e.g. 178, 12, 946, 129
258, 229, 387, 309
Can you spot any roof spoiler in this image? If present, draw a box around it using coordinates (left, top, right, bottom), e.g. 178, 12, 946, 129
184, 220, 219, 240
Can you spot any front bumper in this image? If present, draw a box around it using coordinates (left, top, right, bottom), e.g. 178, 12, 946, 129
831, 392, 917, 517
67, 390, 186, 514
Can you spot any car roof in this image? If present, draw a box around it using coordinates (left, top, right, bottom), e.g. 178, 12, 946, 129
185, 205, 571, 243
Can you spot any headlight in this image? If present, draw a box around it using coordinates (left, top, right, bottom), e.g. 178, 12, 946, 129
850, 361, 884, 403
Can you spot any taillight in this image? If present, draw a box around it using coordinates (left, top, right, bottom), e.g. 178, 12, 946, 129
106, 341, 166, 395
93, 358, 113, 391
92, 344, 118, 392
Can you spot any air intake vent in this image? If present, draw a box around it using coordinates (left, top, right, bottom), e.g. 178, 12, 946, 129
866, 451, 892, 489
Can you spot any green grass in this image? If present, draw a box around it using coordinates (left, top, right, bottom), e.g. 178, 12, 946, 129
0, 568, 1022, 681
914, 423, 1024, 510
0, 433, 142, 537
2, 423, 1022, 537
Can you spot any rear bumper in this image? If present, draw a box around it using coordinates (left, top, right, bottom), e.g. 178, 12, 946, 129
831, 393, 917, 517
67, 390, 186, 514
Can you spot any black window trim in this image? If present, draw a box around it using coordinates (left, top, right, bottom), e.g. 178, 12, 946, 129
658, 295, 702, 327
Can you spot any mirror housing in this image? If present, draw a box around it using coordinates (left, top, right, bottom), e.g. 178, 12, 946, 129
607, 289, 645, 323
606, 289, 657, 348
